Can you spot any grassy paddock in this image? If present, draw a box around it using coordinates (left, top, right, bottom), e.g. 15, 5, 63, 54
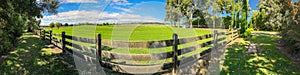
221, 35, 300, 74
0, 33, 77, 74
45, 25, 212, 40
44, 25, 227, 64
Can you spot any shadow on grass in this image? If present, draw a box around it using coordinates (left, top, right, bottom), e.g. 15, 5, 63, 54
221, 35, 300, 75
0, 33, 78, 75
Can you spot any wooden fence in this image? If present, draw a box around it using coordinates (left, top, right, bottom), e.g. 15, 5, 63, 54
35, 28, 240, 74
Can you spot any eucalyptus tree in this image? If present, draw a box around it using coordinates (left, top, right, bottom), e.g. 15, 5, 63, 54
165, 0, 225, 28
165, 0, 183, 28
165, 0, 184, 28
0, 0, 59, 55
257, 0, 294, 31
240, 0, 250, 34
55, 22, 62, 29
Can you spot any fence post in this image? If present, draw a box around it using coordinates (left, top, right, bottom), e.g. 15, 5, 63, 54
172, 33, 178, 74
50, 30, 52, 44
96, 34, 102, 71
42, 30, 45, 40
62, 32, 66, 53
231, 30, 233, 40
39, 29, 42, 38
214, 30, 218, 50
96, 34, 102, 65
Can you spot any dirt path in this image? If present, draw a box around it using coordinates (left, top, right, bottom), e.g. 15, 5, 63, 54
0, 33, 78, 74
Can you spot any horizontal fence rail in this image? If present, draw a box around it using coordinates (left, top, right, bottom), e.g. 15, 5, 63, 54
35, 28, 240, 74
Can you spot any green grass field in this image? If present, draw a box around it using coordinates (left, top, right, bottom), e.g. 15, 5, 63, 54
44, 25, 226, 64
221, 35, 300, 74
0, 33, 78, 74
45, 25, 212, 40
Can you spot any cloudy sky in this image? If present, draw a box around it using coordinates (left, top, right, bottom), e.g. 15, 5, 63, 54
42, 0, 297, 26
40, 0, 166, 25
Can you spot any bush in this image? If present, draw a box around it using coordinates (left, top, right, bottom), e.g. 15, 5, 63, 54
242, 28, 254, 37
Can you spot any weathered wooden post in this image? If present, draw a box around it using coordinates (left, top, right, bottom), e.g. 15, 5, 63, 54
172, 33, 178, 74
231, 30, 234, 41
213, 30, 218, 49
49, 30, 52, 44
42, 30, 46, 40
62, 32, 66, 53
39, 29, 42, 37
96, 34, 102, 65
96, 34, 102, 71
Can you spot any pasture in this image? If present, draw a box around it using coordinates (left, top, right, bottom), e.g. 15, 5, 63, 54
45, 25, 212, 40
42, 25, 227, 65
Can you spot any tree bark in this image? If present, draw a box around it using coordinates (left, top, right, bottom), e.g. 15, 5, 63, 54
177, 20, 180, 28
190, 13, 193, 28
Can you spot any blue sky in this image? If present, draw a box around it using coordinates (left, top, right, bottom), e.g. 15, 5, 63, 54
40, 0, 166, 25
40, 0, 298, 25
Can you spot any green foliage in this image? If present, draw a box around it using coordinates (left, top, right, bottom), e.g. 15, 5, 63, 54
64, 23, 69, 26
0, 0, 59, 56
223, 16, 231, 29
165, 0, 223, 28
0, 33, 78, 74
257, 0, 294, 31
55, 22, 62, 29
242, 28, 254, 37
49, 22, 55, 28
240, 0, 249, 34
192, 17, 207, 28
102, 22, 109, 25
280, 1, 300, 53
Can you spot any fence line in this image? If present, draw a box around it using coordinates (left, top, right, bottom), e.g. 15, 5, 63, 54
35, 28, 240, 74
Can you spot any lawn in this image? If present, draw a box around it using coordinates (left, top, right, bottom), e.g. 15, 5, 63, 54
44, 25, 228, 64
45, 25, 212, 40
221, 35, 300, 74
0, 33, 78, 74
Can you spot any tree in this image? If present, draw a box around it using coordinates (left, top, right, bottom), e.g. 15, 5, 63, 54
64, 23, 69, 26
165, 0, 224, 28
165, 0, 183, 28
280, 1, 300, 53
223, 16, 232, 29
240, 0, 250, 34
49, 22, 55, 28
0, 0, 59, 55
55, 22, 62, 29
257, 0, 294, 31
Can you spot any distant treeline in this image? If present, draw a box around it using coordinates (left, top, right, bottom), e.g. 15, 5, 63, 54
42, 22, 166, 27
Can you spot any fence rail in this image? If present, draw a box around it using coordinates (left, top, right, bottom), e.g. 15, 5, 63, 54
35, 28, 240, 74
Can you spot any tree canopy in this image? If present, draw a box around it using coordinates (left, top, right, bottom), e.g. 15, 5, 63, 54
0, 0, 59, 55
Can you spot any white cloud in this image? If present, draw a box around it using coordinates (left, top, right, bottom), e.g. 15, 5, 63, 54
60, 0, 97, 3
114, 6, 132, 12
40, 10, 163, 25
105, 0, 132, 6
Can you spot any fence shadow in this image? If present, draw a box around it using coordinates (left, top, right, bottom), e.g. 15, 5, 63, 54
0, 33, 78, 74
221, 35, 300, 75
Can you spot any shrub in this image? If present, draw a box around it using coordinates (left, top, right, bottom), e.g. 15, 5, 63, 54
242, 28, 254, 37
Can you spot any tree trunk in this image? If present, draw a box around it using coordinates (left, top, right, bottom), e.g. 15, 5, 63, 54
177, 20, 180, 28
190, 14, 193, 28
27, 26, 32, 32
198, 17, 200, 28
231, 0, 236, 30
